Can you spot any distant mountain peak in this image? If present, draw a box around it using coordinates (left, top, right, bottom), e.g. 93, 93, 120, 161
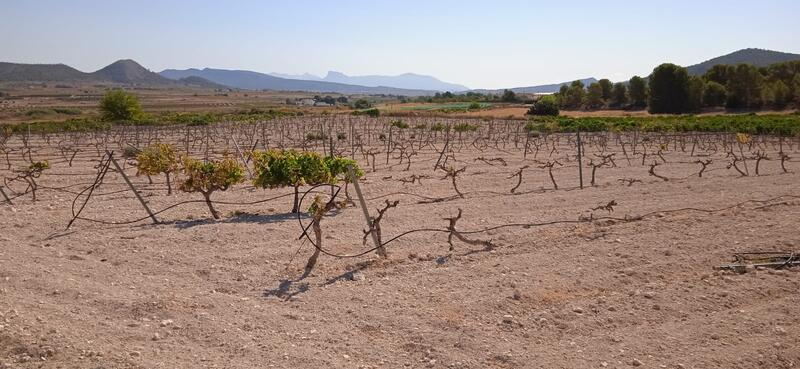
325, 71, 347, 78
159, 67, 438, 95
91, 59, 172, 84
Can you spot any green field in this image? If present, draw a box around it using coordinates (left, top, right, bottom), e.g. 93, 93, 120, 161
399, 102, 492, 111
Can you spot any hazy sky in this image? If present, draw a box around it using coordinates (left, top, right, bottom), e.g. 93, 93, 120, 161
2, 0, 799, 89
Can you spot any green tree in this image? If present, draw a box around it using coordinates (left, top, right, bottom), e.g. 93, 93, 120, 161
687, 76, 705, 112
597, 79, 613, 101
611, 82, 628, 107
648, 63, 690, 114
501, 89, 518, 102
791, 74, 800, 104
555, 84, 569, 108
762, 80, 791, 109
703, 81, 727, 107
766, 61, 800, 86
100, 90, 142, 121
586, 82, 604, 109
628, 76, 647, 108
565, 80, 586, 109
527, 95, 559, 116
179, 157, 245, 219
704, 64, 732, 85
726, 64, 764, 109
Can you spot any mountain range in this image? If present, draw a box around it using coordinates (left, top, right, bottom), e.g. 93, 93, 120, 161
0, 59, 223, 89
1, 48, 799, 95
158, 68, 438, 96
265, 71, 469, 92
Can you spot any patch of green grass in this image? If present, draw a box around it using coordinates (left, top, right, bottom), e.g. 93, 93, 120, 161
401, 102, 492, 111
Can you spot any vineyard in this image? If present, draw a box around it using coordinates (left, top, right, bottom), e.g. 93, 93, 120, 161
1, 116, 800, 368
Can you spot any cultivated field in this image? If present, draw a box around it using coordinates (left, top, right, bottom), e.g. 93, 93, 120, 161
1, 117, 799, 368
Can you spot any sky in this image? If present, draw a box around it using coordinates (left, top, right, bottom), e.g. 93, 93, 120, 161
2, 0, 799, 89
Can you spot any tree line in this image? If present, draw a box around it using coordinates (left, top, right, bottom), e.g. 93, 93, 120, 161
553, 60, 800, 114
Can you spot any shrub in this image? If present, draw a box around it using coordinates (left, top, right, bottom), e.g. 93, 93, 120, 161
453, 123, 477, 132
390, 120, 409, 129
252, 150, 365, 213
352, 99, 373, 109
26, 109, 51, 117
305, 131, 327, 141
53, 107, 82, 115
179, 157, 245, 219
527, 95, 560, 116
135, 143, 180, 194
29, 160, 50, 174
100, 90, 143, 121
354, 108, 380, 117
430, 123, 447, 132
252, 150, 332, 213
324, 156, 364, 185
468, 102, 482, 110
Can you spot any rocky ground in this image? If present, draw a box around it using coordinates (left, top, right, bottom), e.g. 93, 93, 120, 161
1, 138, 799, 368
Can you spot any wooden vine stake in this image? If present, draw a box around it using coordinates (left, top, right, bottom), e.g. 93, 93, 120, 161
347, 165, 386, 257
0, 185, 11, 205
107, 151, 159, 225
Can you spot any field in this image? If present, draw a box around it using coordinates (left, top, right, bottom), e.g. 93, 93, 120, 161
391, 102, 493, 112
1, 116, 800, 368
0, 84, 344, 124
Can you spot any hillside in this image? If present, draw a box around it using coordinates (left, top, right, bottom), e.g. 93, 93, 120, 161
159, 68, 437, 96
472, 78, 598, 95
0, 62, 92, 82
0, 59, 175, 86
176, 76, 231, 89
90, 59, 173, 85
686, 48, 800, 75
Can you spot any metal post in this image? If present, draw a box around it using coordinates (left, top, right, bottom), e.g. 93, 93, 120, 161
577, 131, 584, 189
108, 151, 159, 224
348, 165, 383, 255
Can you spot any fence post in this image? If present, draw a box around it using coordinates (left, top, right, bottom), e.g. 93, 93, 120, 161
577, 131, 584, 189
108, 151, 159, 225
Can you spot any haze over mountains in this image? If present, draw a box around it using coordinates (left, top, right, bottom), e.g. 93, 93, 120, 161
266, 71, 470, 92
1, 48, 798, 95
158, 68, 438, 96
